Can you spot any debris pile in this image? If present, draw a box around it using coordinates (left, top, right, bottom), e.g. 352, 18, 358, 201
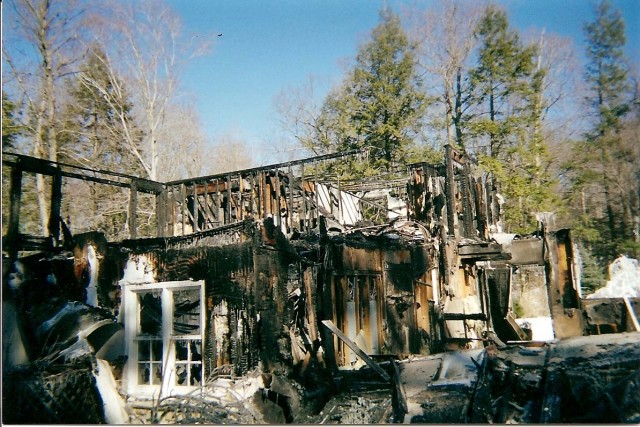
587, 255, 640, 299
3, 148, 640, 424
3, 356, 106, 424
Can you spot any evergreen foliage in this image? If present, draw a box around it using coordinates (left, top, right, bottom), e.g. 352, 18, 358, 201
469, 6, 557, 233
59, 46, 143, 175
311, 8, 432, 178
56, 47, 149, 239
2, 93, 23, 150
566, 0, 637, 267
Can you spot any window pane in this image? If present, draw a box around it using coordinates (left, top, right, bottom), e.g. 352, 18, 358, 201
174, 363, 203, 386
151, 340, 163, 361
191, 364, 202, 386
138, 341, 150, 361
152, 363, 162, 385
139, 292, 162, 335
138, 362, 150, 384
175, 340, 189, 362
191, 341, 202, 361
174, 340, 202, 386
175, 363, 188, 386
173, 289, 200, 335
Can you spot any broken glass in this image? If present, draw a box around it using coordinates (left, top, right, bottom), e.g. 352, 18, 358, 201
137, 339, 162, 385
173, 288, 200, 335
138, 291, 162, 335
174, 339, 202, 386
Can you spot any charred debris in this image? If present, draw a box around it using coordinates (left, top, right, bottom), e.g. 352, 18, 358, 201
2, 147, 639, 424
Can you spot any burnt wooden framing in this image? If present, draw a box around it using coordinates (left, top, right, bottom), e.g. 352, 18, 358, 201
2, 149, 360, 256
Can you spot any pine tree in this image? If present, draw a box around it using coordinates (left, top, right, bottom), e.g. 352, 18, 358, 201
469, 5, 555, 233
470, 5, 539, 159
2, 93, 23, 150
581, 0, 631, 257
315, 8, 430, 178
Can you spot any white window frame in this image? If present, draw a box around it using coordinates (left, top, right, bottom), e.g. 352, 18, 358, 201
123, 280, 205, 397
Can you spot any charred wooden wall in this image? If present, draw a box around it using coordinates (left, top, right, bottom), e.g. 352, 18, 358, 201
322, 239, 434, 365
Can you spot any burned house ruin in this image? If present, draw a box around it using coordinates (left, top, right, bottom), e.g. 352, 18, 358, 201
2, 147, 639, 424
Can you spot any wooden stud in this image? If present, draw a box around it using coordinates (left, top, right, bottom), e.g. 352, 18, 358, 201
249, 172, 256, 219
129, 179, 138, 239
191, 185, 200, 233
288, 165, 294, 232
300, 163, 307, 231
48, 167, 63, 244
156, 189, 166, 237
179, 183, 186, 236
7, 166, 23, 260
274, 172, 281, 228
226, 175, 232, 224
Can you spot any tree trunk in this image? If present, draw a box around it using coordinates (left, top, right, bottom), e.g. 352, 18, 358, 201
454, 68, 464, 151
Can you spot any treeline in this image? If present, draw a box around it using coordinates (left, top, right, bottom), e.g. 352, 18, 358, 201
275, 1, 639, 292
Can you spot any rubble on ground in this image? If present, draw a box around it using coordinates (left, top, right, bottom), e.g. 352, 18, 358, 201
587, 255, 640, 299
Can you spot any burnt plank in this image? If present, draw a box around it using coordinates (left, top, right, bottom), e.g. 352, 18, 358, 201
321, 320, 391, 382
129, 179, 138, 239
7, 166, 23, 259
48, 168, 63, 244
179, 183, 186, 236
156, 190, 167, 237
225, 175, 232, 224
288, 166, 294, 231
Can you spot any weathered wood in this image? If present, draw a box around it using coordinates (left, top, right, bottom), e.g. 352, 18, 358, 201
7, 166, 23, 260
156, 190, 167, 237
215, 179, 222, 224
194, 186, 202, 233
165, 188, 173, 236
179, 183, 186, 236
48, 168, 63, 244
162, 148, 361, 186
321, 320, 391, 382
623, 297, 640, 331
199, 181, 217, 228
300, 163, 307, 231
129, 179, 138, 239
168, 187, 177, 236
250, 172, 257, 219
275, 172, 281, 227
239, 174, 244, 221
443, 312, 487, 321
445, 144, 456, 237
226, 175, 232, 224
391, 359, 408, 414
304, 269, 318, 343
288, 166, 294, 231
3, 152, 163, 193
264, 172, 272, 218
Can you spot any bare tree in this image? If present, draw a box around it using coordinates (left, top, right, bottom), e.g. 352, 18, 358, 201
3, 0, 87, 235
273, 75, 334, 156
155, 101, 210, 181
405, 0, 486, 153
85, 0, 211, 181
208, 132, 254, 175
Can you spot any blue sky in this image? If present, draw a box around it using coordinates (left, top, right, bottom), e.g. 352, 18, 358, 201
167, 0, 639, 164
168, 0, 386, 161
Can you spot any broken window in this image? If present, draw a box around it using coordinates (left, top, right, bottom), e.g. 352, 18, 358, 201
136, 291, 163, 386
333, 274, 382, 366
137, 339, 163, 385
172, 288, 203, 386
124, 280, 205, 396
